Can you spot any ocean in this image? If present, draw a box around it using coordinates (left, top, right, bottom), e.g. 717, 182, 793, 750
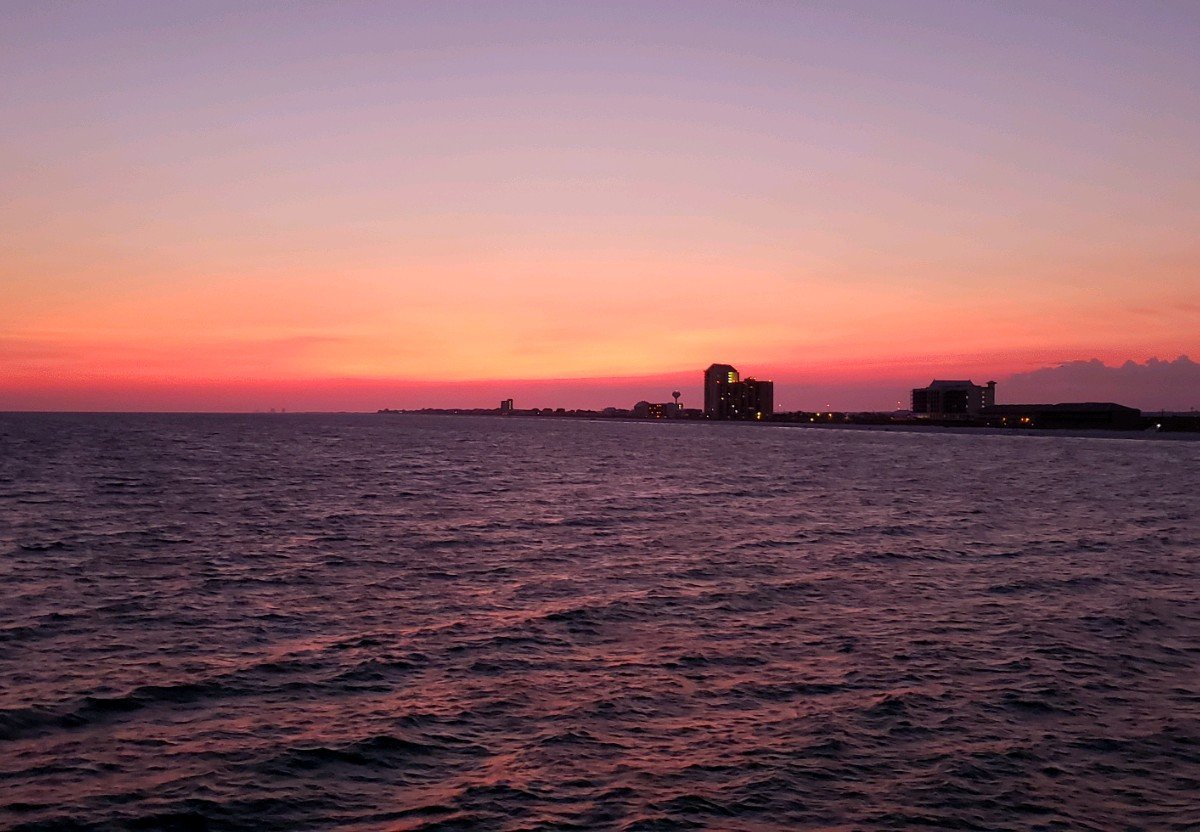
1, 413, 1197, 831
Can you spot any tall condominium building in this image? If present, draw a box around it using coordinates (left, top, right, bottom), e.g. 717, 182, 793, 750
704, 363, 739, 418
735, 378, 774, 420
703, 363, 774, 420
911, 380, 996, 417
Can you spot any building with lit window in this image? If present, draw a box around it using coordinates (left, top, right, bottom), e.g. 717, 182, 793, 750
632, 401, 682, 419
981, 402, 1142, 430
703, 363, 774, 420
911, 380, 996, 418
704, 364, 739, 418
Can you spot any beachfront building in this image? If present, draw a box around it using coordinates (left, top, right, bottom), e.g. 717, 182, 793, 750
704, 364, 739, 418
703, 363, 775, 420
632, 401, 682, 419
912, 379, 996, 418
981, 402, 1142, 430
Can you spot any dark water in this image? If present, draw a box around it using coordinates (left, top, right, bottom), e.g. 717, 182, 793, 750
1, 414, 1198, 831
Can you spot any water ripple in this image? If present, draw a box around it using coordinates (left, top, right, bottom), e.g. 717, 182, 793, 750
0, 413, 1197, 830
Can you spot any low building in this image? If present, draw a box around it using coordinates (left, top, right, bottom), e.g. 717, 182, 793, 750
982, 403, 1142, 430
632, 401, 682, 419
912, 379, 996, 418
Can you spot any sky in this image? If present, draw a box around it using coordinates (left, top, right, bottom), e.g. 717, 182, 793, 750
2, 1, 1198, 411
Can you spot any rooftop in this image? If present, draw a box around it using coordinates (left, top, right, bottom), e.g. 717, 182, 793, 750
922, 379, 994, 390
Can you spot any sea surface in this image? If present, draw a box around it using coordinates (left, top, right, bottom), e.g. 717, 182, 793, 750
1, 413, 1198, 831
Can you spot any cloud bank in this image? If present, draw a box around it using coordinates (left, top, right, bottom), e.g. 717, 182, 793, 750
1003, 356, 1200, 411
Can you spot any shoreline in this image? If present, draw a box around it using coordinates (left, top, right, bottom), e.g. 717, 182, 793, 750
381, 411, 1200, 442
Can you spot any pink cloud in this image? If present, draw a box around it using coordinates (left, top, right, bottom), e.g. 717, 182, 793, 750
1002, 356, 1200, 411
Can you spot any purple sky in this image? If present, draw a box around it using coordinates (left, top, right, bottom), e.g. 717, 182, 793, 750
2, 2, 1198, 410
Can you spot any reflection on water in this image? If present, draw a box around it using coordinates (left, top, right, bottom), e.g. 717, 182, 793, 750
1, 413, 1197, 830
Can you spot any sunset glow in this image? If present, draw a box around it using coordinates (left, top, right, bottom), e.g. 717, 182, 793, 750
3, 2, 1198, 410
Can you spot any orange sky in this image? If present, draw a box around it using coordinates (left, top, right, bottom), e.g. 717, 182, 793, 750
2, 3, 1198, 410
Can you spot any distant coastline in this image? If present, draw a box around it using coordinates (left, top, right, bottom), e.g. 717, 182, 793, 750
378, 361, 1199, 436
377, 409, 1200, 440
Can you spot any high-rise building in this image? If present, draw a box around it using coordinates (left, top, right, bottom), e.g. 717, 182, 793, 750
737, 378, 774, 420
704, 363, 740, 419
703, 364, 774, 420
500, 398, 514, 413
